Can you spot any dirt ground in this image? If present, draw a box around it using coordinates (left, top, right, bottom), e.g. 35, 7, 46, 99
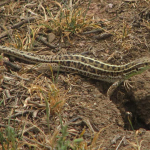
1, 0, 150, 149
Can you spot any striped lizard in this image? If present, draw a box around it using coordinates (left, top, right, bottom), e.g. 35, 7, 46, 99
0, 45, 150, 98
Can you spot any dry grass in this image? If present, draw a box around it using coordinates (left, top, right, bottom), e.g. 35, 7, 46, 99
3, 0, 101, 49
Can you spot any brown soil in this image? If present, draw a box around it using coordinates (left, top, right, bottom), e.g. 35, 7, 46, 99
1, 0, 150, 149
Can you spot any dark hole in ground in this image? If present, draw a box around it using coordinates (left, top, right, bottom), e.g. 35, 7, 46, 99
112, 90, 150, 131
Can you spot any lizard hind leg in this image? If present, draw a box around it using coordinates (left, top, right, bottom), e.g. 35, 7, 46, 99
35, 63, 61, 74
107, 80, 134, 99
19, 63, 60, 74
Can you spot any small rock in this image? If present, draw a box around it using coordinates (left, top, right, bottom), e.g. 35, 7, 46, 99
47, 33, 56, 43
108, 3, 113, 9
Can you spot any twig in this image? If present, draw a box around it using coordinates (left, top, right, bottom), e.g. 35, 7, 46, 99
11, 17, 36, 29
25, 99, 46, 107
93, 33, 113, 40
0, 17, 36, 39
116, 136, 126, 150
82, 29, 104, 34
4, 59, 21, 71
36, 35, 57, 49
5, 110, 34, 119
0, 29, 13, 39
5, 72, 30, 81
23, 137, 52, 149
